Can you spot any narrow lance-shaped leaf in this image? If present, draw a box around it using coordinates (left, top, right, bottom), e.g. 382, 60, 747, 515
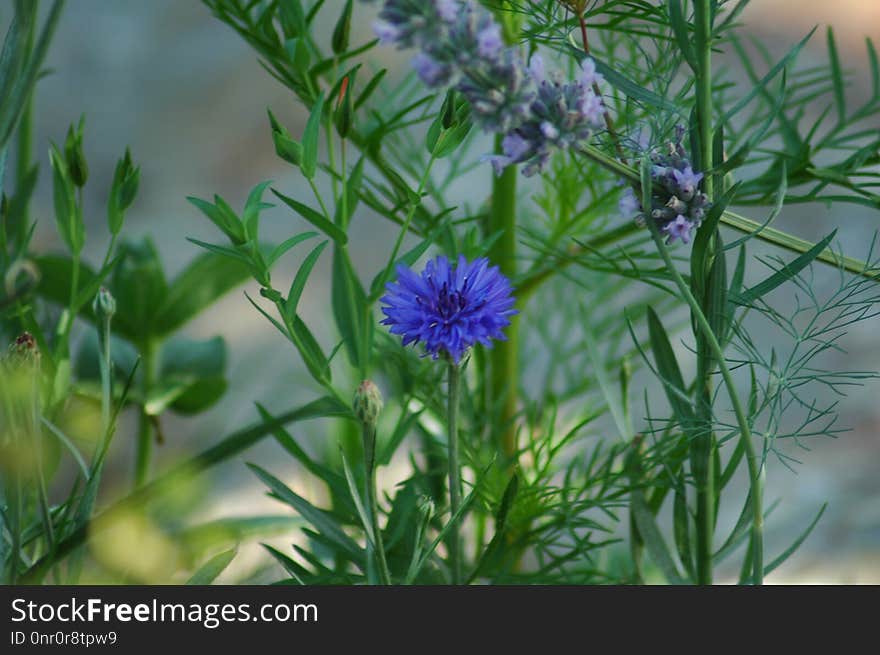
248, 464, 363, 566
731, 230, 837, 305
827, 27, 846, 125
286, 239, 329, 322
186, 549, 237, 585
331, 0, 353, 54
272, 188, 348, 244
301, 91, 325, 179
646, 307, 694, 425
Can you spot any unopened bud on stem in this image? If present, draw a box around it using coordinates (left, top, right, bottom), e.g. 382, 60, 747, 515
353, 380, 383, 429
93, 287, 116, 322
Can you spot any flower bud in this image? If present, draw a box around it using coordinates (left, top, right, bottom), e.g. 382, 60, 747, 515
64, 115, 89, 188
108, 148, 140, 236
353, 380, 383, 429
93, 286, 116, 322
334, 76, 353, 139
268, 109, 303, 167
331, 0, 353, 55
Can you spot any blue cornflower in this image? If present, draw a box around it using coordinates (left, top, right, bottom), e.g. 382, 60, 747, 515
380, 255, 517, 363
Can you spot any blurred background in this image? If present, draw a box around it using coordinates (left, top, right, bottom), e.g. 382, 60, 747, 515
14, 0, 880, 583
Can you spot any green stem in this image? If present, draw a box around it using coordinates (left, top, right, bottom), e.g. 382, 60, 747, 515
373, 155, 437, 301
134, 339, 158, 489
307, 178, 333, 224
34, 364, 55, 550
8, 471, 21, 583
12, 1, 36, 248
694, 0, 714, 199
363, 425, 392, 585
648, 223, 763, 585
446, 360, 462, 584
488, 135, 519, 460
99, 317, 112, 437
693, 0, 716, 586
91, 313, 115, 472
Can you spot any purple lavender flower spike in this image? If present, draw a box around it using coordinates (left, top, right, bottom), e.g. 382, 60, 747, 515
492, 55, 604, 176
662, 215, 695, 244
368, 0, 604, 175
380, 255, 517, 363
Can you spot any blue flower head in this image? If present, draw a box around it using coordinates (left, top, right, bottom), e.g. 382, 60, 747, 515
380, 255, 517, 363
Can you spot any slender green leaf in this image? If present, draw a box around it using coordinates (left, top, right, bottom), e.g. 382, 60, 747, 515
826, 28, 846, 124
732, 230, 837, 305
272, 188, 348, 244
285, 239, 329, 321
301, 91, 325, 179
186, 548, 237, 585
248, 464, 363, 565
764, 504, 827, 577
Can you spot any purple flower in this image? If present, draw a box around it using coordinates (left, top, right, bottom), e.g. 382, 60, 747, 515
502, 133, 531, 160
528, 54, 546, 83
476, 22, 503, 58
578, 93, 605, 127
483, 132, 533, 176
540, 121, 560, 140
662, 215, 695, 244
413, 53, 451, 87
435, 0, 459, 22
372, 19, 401, 45
579, 58, 603, 88
619, 187, 640, 217
380, 255, 517, 363
672, 166, 703, 201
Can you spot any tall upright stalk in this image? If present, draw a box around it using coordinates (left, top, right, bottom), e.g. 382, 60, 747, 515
446, 360, 462, 584
488, 137, 519, 461
12, 0, 37, 249
362, 423, 392, 585
134, 340, 157, 488
691, 0, 718, 586
649, 223, 764, 585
